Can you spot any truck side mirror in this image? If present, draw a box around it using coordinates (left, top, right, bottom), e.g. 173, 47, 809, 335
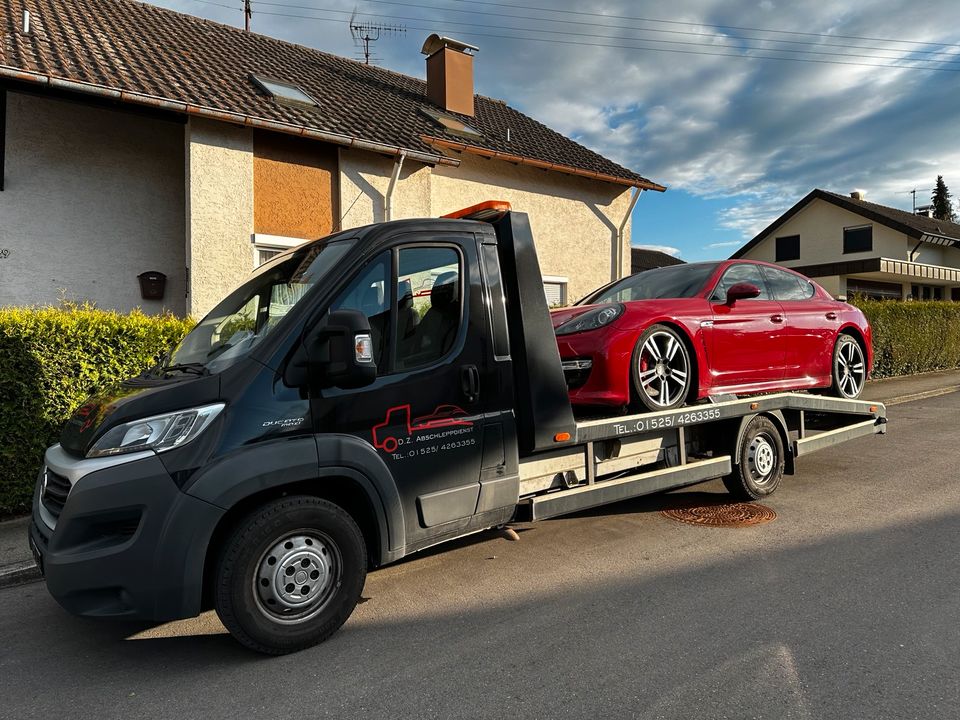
284, 309, 378, 389
726, 282, 761, 305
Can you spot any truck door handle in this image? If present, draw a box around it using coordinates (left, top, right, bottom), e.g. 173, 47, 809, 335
826, 311, 838, 320
461, 365, 480, 403
770, 314, 784, 323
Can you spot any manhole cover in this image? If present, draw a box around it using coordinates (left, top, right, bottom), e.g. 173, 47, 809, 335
660, 503, 777, 527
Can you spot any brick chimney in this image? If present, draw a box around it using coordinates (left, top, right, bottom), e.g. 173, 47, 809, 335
421, 34, 479, 118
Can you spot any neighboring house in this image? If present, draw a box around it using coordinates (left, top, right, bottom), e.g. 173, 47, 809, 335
733, 189, 960, 300
0, 0, 664, 317
630, 247, 684, 274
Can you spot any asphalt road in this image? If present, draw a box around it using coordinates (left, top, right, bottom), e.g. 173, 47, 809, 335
1, 394, 958, 720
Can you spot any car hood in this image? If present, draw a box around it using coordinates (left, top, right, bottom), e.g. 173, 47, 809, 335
551, 298, 705, 330
60, 373, 221, 457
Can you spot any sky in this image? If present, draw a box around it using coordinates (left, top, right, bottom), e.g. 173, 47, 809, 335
156, 0, 960, 261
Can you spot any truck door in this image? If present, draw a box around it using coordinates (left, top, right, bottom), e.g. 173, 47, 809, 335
315, 235, 490, 547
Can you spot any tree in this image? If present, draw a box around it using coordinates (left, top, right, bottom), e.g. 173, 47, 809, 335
931, 175, 954, 221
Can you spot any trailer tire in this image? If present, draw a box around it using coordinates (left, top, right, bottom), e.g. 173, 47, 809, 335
722, 416, 784, 500
214, 495, 366, 655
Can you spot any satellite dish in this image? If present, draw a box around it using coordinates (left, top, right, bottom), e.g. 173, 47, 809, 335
420, 34, 479, 56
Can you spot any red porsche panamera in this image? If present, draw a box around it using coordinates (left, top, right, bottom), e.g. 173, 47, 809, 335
552, 260, 872, 411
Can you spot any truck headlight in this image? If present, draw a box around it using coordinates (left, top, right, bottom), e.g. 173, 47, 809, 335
555, 304, 624, 336
87, 403, 225, 458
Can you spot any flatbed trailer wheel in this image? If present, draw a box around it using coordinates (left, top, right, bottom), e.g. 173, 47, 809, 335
722, 415, 785, 501
214, 496, 367, 655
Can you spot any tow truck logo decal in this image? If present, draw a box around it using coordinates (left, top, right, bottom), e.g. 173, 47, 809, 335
372, 404, 474, 454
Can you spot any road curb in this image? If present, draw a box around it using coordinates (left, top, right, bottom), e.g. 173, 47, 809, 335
0, 560, 41, 589
875, 384, 960, 407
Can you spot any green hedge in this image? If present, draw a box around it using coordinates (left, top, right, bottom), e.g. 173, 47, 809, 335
0, 305, 193, 516
852, 298, 960, 379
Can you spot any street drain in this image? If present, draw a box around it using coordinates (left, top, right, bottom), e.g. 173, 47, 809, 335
660, 502, 777, 527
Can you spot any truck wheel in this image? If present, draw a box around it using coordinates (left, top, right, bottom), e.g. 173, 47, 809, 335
214, 496, 367, 655
631, 324, 692, 412
722, 416, 785, 500
827, 334, 866, 399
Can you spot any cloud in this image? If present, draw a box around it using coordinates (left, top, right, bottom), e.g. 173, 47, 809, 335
635, 244, 683, 258
707, 240, 745, 249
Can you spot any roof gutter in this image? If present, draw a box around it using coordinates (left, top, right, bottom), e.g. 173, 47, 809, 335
422, 135, 667, 192
0, 66, 460, 168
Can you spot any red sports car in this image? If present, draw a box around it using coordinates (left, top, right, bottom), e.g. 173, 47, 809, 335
552, 260, 872, 411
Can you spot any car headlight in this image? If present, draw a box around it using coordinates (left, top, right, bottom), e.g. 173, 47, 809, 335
87, 403, 225, 458
555, 304, 625, 336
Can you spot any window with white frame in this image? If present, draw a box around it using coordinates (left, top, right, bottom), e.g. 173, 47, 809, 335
252, 234, 306, 268
543, 275, 569, 307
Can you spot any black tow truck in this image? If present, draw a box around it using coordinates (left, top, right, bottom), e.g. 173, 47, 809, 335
29, 202, 887, 654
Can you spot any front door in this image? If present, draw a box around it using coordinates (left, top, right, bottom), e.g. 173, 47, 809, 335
314, 235, 489, 547
707, 263, 786, 389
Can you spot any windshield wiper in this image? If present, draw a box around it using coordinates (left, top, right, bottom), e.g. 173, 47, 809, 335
163, 362, 210, 376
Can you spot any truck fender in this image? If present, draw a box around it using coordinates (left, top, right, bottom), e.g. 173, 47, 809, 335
732, 410, 795, 476
184, 435, 406, 565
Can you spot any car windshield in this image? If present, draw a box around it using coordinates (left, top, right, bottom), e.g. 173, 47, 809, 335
580, 262, 720, 305
165, 238, 353, 374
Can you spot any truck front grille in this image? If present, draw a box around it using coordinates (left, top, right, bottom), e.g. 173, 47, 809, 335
41, 469, 72, 521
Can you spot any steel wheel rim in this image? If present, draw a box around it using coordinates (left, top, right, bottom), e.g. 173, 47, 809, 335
253, 530, 342, 625
836, 339, 865, 398
747, 433, 777, 485
637, 330, 690, 408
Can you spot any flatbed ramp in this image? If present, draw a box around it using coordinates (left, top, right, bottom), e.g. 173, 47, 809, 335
517, 393, 886, 521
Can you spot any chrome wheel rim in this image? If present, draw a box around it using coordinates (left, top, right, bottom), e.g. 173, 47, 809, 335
747, 433, 777, 485
254, 530, 342, 624
637, 331, 690, 408
836, 339, 865, 398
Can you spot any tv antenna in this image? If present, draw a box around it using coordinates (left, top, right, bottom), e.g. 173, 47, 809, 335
350, 11, 405, 65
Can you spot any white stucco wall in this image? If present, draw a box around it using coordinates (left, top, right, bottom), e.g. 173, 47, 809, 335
745, 199, 909, 266
0, 92, 186, 313
185, 118, 255, 317
338, 149, 633, 303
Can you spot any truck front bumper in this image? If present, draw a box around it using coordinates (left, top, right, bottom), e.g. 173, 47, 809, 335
30, 447, 224, 622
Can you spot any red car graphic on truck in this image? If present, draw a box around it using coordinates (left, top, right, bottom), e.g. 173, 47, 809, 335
371, 404, 473, 453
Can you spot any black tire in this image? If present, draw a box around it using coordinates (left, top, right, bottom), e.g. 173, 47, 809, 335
631, 324, 693, 412
827, 334, 866, 399
722, 416, 785, 501
214, 495, 367, 655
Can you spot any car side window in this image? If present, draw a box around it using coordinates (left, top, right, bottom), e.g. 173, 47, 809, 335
395, 246, 462, 372
711, 264, 771, 301
761, 266, 811, 301
329, 252, 391, 367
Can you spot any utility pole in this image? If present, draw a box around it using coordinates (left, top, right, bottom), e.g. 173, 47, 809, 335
910, 188, 917, 212
244, 0, 252, 32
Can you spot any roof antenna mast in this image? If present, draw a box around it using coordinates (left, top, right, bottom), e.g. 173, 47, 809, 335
244, 0, 252, 31
349, 10, 405, 65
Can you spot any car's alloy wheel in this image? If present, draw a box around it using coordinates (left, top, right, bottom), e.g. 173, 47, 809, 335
633, 325, 692, 412
831, 335, 866, 399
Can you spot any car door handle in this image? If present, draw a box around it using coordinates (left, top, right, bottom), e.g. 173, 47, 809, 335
461, 365, 480, 403
825, 311, 838, 320
770, 314, 784, 323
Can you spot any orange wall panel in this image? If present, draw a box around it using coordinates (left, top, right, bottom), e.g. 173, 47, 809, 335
253, 131, 338, 239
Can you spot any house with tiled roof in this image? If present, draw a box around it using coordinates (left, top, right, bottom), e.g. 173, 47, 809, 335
0, 0, 664, 315
630, 247, 684, 274
732, 189, 960, 301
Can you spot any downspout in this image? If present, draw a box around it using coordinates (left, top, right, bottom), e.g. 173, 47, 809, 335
385, 151, 406, 222
615, 188, 643, 280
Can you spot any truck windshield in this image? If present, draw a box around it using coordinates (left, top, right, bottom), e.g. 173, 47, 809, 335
165, 239, 352, 374
579, 262, 720, 305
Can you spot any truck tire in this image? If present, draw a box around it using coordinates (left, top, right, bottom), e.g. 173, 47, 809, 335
827, 334, 866, 400
722, 416, 785, 500
214, 495, 367, 655
631, 324, 693, 412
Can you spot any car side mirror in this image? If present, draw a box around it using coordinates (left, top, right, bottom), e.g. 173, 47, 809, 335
726, 282, 761, 305
284, 309, 377, 389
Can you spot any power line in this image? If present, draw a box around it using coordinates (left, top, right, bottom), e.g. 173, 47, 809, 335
250, 4, 960, 70
343, 0, 960, 59
442, 0, 960, 51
